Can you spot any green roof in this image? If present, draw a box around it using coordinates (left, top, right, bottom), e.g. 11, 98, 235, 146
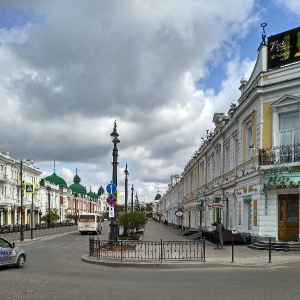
87, 190, 98, 201
69, 174, 86, 195
44, 172, 68, 189
155, 193, 161, 200
98, 186, 105, 196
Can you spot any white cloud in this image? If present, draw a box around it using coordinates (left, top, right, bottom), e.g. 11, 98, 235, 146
0, 0, 268, 202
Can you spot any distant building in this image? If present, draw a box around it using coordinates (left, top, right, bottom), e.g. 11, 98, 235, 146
0, 152, 103, 226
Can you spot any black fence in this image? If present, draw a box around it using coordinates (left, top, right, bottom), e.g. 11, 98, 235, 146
0, 222, 74, 234
259, 143, 300, 165
89, 238, 206, 262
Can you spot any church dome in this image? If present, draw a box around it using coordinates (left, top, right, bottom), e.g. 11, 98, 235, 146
154, 192, 161, 200
98, 186, 105, 196
69, 173, 86, 196
44, 172, 68, 189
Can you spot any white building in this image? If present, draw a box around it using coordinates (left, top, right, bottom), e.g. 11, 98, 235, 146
159, 26, 300, 242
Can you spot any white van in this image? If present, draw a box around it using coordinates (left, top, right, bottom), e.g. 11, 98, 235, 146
78, 213, 102, 235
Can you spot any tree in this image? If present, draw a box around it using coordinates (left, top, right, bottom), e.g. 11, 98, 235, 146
117, 211, 147, 235
65, 214, 77, 221
41, 210, 60, 223
145, 202, 153, 211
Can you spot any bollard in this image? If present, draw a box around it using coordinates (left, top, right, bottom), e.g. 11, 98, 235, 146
89, 237, 94, 256
268, 238, 272, 263
231, 238, 234, 263
160, 239, 163, 263
203, 237, 206, 262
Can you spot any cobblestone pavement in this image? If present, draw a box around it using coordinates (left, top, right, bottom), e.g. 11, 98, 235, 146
82, 220, 300, 268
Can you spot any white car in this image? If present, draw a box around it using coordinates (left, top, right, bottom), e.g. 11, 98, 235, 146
0, 237, 27, 268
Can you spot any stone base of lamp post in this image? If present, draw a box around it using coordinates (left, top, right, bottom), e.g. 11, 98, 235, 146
109, 220, 118, 242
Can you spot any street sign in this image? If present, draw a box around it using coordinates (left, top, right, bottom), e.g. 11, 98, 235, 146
109, 206, 114, 218
106, 183, 117, 195
24, 183, 35, 194
106, 194, 117, 206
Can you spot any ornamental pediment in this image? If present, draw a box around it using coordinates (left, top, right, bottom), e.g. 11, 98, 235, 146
271, 95, 300, 113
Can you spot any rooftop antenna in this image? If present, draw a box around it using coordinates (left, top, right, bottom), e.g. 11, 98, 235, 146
261, 23, 267, 45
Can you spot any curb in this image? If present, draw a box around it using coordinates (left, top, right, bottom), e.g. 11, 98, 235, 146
81, 254, 288, 269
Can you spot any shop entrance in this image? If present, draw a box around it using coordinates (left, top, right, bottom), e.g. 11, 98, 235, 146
278, 194, 299, 241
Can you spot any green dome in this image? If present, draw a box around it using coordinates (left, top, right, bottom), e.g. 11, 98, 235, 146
69, 174, 86, 195
155, 193, 161, 200
44, 172, 68, 189
98, 186, 105, 196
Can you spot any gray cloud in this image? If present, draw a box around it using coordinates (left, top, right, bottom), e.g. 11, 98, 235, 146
0, 0, 258, 201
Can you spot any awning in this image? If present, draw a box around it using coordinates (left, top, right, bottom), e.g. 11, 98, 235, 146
263, 172, 300, 188
243, 195, 252, 202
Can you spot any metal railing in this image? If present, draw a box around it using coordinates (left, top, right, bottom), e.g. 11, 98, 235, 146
259, 143, 300, 165
89, 238, 206, 262
0, 222, 74, 234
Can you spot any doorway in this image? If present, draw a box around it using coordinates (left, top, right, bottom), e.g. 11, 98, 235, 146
278, 194, 299, 241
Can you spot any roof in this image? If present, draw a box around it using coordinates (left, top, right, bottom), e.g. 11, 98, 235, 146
69, 174, 86, 195
44, 172, 68, 189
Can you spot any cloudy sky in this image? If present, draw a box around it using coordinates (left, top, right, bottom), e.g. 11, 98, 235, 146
0, 0, 299, 204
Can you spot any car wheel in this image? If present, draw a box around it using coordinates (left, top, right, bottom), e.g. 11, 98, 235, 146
16, 255, 25, 268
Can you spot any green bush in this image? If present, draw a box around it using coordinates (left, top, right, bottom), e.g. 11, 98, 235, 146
117, 211, 147, 235
41, 210, 60, 223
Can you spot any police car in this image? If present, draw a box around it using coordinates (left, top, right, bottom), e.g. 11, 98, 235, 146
0, 236, 27, 268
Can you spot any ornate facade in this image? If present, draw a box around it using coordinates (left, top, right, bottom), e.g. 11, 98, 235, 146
158, 32, 300, 242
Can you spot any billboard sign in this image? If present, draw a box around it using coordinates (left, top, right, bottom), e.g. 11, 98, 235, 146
268, 27, 300, 70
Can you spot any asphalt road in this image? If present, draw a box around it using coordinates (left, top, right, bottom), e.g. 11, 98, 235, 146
1, 221, 300, 300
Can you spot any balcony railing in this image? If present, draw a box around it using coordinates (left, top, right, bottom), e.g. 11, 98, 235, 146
259, 143, 300, 166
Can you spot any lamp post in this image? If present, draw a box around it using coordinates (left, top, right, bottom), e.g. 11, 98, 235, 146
46, 186, 51, 229
109, 120, 120, 242
30, 193, 34, 239
124, 164, 129, 213
131, 185, 134, 211
74, 193, 78, 224
135, 192, 138, 211
20, 160, 24, 241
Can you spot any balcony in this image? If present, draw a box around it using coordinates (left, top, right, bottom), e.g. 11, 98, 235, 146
259, 144, 300, 166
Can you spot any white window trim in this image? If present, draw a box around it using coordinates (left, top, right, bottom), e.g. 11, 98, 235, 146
271, 95, 300, 147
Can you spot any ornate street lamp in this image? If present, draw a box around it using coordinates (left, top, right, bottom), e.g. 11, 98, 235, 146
109, 120, 120, 242
74, 193, 78, 224
131, 185, 134, 211
124, 164, 129, 213
46, 186, 51, 229
20, 160, 24, 241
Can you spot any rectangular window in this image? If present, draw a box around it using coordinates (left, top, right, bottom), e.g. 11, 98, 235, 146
234, 139, 239, 168
246, 127, 252, 160
224, 145, 229, 173
215, 151, 220, 177
279, 111, 299, 145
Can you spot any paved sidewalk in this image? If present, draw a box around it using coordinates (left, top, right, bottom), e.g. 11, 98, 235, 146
82, 220, 300, 268
143, 220, 300, 265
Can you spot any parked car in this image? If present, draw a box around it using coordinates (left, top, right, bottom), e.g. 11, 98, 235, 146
0, 236, 27, 268
63, 219, 75, 225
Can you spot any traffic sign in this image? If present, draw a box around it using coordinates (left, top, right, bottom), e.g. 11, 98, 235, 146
109, 206, 114, 218
106, 194, 117, 206
106, 183, 117, 195
24, 183, 35, 194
